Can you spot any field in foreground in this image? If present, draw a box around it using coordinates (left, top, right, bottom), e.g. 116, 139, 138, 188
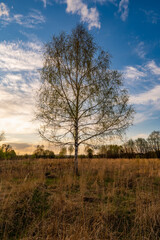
0, 158, 160, 240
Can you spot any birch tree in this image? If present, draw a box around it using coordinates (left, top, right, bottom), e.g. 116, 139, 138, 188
36, 25, 134, 174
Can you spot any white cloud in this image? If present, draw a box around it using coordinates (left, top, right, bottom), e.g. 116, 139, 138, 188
0, 5, 45, 28
42, 0, 47, 7
0, 2, 9, 17
132, 133, 148, 140
0, 41, 42, 139
124, 66, 146, 80
66, 0, 100, 29
0, 73, 40, 134
118, 0, 129, 21
130, 85, 160, 105
124, 60, 160, 86
133, 111, 155, 124
0, 41, 42, 72
124, 61, 160, 124
13, 9, 45, 28
134, 113, 147, 124
147, 60, 160, 75
54, 0, 130, 27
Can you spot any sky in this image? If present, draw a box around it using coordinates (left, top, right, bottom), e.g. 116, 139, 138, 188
0, 0, 160, 153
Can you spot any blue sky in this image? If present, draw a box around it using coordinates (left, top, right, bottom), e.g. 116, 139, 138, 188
0, 0, 160, 153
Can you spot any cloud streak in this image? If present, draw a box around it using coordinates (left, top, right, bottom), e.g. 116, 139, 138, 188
142, 9, 160, 24
124, 66, 146, 80
0, 2, 9, 17
118, 0, 129, 21
147, 60, 160, 75
0, 3, 45, 28
124, 60, 160, 86
0, 41, 42, 72
13, 9, 46, 28
42, 0, 47, 7
130, 85, 160, 105
134, 41, 146, 59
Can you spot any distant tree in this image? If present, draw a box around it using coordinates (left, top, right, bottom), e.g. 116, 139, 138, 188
36, 25, 134, 174
59, 147, 67, 158
135, 138, 148, 154
98, 144, 123, 158
107, 145, 123, 158
0, 148, 4, 159
68, 145, 74, 156
33, 145, 55, 158
24, 154, 29, 159
1, 144, 12, 153
44, 149, 55, 158
148, 131, 160, 158
98, 145, 108, 158
33, 145, 45, 158
7, 149, 16, 160
124, 139, 135, 156
0, 144, 16, 160
85, 146, 94, 158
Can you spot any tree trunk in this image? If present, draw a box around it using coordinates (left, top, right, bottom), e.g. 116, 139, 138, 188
74, 142, 79, 175
74, 116, 79, 175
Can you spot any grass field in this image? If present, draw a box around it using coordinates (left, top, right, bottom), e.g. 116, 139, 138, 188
0, 158, 160, 240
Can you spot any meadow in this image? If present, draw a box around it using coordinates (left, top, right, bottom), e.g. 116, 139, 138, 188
0, 158, 160, 240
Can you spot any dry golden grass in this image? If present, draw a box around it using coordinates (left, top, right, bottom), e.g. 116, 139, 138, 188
0, 158, 160, 239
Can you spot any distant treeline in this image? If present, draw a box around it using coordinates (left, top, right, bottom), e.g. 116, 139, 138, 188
97, 130, 160, 159
0, 131, 160, 160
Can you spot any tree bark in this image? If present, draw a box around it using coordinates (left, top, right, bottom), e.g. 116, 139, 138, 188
74, 141, 79, 175
74, 117, 79, 175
